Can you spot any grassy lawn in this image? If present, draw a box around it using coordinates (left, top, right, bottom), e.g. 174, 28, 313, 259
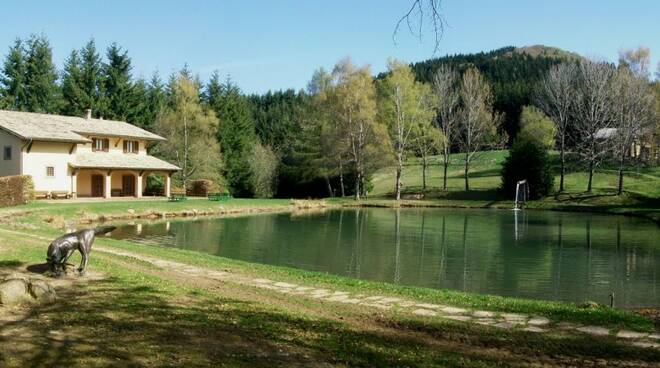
362, 150, 660, 223
0, 199, 658, 366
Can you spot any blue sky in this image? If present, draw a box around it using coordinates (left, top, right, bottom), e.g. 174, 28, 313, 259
1, 1, 658, 94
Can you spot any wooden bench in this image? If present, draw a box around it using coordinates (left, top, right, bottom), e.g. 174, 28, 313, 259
207, 193, 232, 201
51, 191, 72, 199
168, 193, 187, 202
34, 191, 51, 199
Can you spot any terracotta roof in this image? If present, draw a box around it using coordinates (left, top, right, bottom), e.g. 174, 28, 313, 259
0, 110, 166, 143
71, 153, 180, 171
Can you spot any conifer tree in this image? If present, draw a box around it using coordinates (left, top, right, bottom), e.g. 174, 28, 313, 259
0, 39, 27, 110
103, 43, 134, 120
24, 34, 59, 113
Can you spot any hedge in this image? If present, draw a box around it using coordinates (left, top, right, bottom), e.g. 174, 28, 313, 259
0, 175, 35, 207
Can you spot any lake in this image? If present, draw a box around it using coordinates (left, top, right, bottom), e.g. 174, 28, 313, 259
109, 208, 659, 308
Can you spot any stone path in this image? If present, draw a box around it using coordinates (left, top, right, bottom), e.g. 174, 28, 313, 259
1, 228, 658, 350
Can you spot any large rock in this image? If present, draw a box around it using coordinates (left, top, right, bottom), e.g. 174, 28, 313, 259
0, 279, 31, 305
28, 280, 57, 304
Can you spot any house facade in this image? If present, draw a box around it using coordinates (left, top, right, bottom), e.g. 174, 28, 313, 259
0, 109, 180, 198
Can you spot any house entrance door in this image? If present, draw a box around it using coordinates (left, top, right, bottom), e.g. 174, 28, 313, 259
91, 175, 104, 197
122, 175, 135, 197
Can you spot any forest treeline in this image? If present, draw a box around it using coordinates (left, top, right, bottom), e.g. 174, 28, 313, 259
1, 35, 658, 198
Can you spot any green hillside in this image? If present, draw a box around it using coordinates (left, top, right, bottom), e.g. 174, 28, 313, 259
367, 150, 660, 221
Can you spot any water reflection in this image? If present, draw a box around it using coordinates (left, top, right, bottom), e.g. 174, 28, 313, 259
110, 208, 660, 308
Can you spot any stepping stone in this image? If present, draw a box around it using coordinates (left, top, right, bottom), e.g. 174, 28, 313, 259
616, 330, 648, 339
648, 334, 660, 340
379, 297, 401, 303
253, 278, 273, 284
440, 306, 466, 314
523, 326, 545, 333
413, 309, 438, 317
557, 322, 579, 330
473, 311, 494, 318
331, 291, 350, 296
273, 282, 297, 288
326, 295, 350, 302
501, 313, 527, 321
398, 301, 416, 307
493, 322, 516, 330
294, 286, 313, 292
475, 318, 495, 325
363, 303, 391, 310
444, 315, 471, 322
415, 303, 441, 309
631, 341, 660, 349
576, 326, 610, 336
339, 298, 361, 304
364, 296, 383, 301
528, 316, 550, 326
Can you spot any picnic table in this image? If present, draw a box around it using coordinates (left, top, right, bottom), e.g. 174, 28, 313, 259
168, 193, 187, 202
207, 192, 232, 201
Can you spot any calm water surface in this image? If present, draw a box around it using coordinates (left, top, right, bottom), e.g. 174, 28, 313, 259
109, 208, 659, 308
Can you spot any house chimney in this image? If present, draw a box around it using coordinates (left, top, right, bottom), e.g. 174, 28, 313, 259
85, 109, 92, 120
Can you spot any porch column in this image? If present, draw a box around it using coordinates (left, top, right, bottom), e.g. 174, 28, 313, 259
165, 173, 171, 197
104, 171, 112, 198
71, 169, 78, 199
136, 172, 143, 198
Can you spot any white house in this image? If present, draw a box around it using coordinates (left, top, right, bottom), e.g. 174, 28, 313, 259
0, 109, 180, 199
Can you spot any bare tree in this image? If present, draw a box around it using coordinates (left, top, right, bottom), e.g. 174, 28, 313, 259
573, 60, 616, 193
456, 67, 497, 191
413, 119, 443, 192
394, 0, 446, 54
618, 46, 651, 79
379, 59, 435, 200
432, 64, 460, 190
611, 67, 655, 194
535, 63, 577, 192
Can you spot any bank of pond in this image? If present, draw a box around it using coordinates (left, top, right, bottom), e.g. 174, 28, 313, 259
108, 207, 659, 309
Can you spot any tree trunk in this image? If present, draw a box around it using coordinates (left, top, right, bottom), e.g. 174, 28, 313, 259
354, 170, 361, 201
559, 135, 565, 192
617, 158, 624, 195
464, 152, 470, 191
394, 152, 402, 200
421, 156, 427, 193
587, 160, 594, 193
443, 156, 448, 191
338, 161, 345, 197
324, 175, 333, 198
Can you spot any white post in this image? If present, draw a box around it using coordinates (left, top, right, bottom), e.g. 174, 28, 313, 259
165, 173, 171, 198
104, 172, 112, 199
136, 172, 143, 198
71, 170, 78, 199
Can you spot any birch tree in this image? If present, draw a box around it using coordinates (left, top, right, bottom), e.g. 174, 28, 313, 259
535, 62, 577, 192
413, 119, 443, 192
573, 60, 616, 193
379, 59, 435, 199
611, 67, 654, 194
329, 58, 389, 200
456, 67, 497, 191
155, 74, 222, 189
432, 64, 460, 190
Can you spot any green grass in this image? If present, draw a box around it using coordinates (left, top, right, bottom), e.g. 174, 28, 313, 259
364, 150, 660, 223
0, 195, 658, 365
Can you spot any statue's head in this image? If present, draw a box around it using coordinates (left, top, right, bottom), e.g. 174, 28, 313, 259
46, 242, 64, 277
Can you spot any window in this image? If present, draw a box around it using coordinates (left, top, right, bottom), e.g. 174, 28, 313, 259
3, 146, 11, 160
92, 138, 109, 152
123, 140, 139, 154
46, 166, 55, 177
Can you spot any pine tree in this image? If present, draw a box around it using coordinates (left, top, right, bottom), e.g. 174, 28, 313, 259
103, 43, 134, 120
61, 50, 85, 116
206, 74, 256, 197
79, 39, 105, 117
0, 39, 27, 110
24, 34, 59, 113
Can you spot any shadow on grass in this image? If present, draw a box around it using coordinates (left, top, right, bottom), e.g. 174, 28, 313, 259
0, 262, 657, 366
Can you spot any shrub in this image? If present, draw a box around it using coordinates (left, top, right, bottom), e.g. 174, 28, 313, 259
248, 142, 278, 198
187, 179, 219, 196
518, 105, 557, 148
0, 175, 35, 207
501, 137, 554, 199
